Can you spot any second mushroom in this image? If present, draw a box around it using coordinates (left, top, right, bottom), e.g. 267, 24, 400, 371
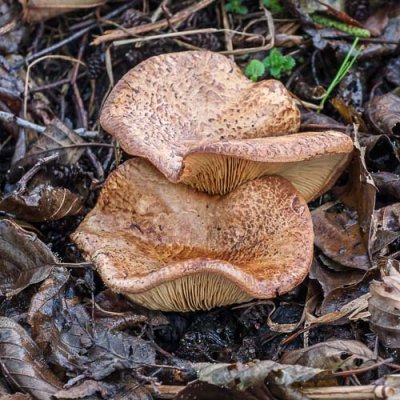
72, 51, 354, 311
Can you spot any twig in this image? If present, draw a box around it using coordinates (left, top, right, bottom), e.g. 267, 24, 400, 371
112, 28, 261, 47
25, 2, 135, 63
0, 111, 98, 138
151, 0, 171, 22
92, 0, 217, 45
221, 1, 234, 60
302, 384, 395, 399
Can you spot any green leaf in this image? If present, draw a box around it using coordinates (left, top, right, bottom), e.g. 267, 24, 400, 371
262, 0, 283, 13
244, 60, 265, 82
224, 0, 248, 15
262, 48, 296, 79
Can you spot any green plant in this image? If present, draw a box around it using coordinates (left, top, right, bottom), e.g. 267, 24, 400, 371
225, 0, 248, 15
262, 0, 283, 13
244, 49, 296, 82
245, 59, 265, 82
263, 48, 296, 79
312, 14, 370, 38
318, 37, 363, 111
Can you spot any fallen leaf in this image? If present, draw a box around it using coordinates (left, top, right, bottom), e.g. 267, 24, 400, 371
365, 93, 400, 136
0, 219, 57, 298
372, 172, 400, 202
333, 132, 376, 258
0, 394, 32, 400
280, 340, 375, 371
194, 360, 324, 396
312, 204, 370, 270
371, 203, 400, 254
174, 381, 257, 400
19, 0, 107, 23
0, 317, 62, 400
0, 155, 85, 222
385, 56, 400, 86
22, 119, 86, 167
54, 380, 114, 399
369, 258, 400, 348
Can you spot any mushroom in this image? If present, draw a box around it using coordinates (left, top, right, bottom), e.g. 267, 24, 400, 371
72, 158, 314, 311
100, 50, 353, 200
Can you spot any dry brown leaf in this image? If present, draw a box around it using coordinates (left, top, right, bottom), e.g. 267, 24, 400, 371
369, 258, 400, 348
0, 219, 57, 298
280, 340, 376, 371
366, 93, 400, 136
19, 0, 107, 23
371, 203, 400, 255
312, 204, 370, 270
0, 317, 62, 400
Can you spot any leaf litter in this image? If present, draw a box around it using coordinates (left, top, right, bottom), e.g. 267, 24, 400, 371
1, 0, 400, 399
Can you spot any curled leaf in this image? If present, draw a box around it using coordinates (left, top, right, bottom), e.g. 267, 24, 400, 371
369, 259, 400, 348
0, 219, 57, 298
280, 340, 375, 371
0, 317, 62, 400
366, 93, 400, 136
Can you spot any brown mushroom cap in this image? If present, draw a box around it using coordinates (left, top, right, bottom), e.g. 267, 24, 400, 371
72, 158, 314, 312
100, 50, 353, 201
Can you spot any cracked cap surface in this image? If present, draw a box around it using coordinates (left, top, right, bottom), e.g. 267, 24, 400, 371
100, 50, 353, 201
72, 158, 314, 311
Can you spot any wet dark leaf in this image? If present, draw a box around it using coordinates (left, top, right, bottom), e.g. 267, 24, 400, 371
0, 219, 57, 298
333, 134, 376, 257
372, 172, 400, 202
0, 55, 24, 113
0, 317, 62, 400
114, 380, 153, 400
194, 361, 323, 391
312, 205, 370, 270
174, 381, 259, 400
371, 203, 400, 254
280, 340, 375, 371
54, 380, 114, 399
22, 119, 86, 167
385, 56, 400, 86
310, 257, 366, 297
27, 267, 70, 350
1, 155, 85, 222
365, 93, 400, 136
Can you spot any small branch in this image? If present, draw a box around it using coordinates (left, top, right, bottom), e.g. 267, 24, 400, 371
0, 111, 98, 138
92, 0, 217, 45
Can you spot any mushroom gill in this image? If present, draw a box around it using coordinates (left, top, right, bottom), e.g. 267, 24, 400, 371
100, 50, 353, 200
72, 158, 314, 312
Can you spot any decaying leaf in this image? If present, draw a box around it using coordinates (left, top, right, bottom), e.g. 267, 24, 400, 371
312, 204, 369, 270
0, 156, 84, 222
372, 172, 400, 202
0, 317, 62, 400
27, 267, 70, 349
22, 119, 86, 166
54, 380, 114, 399
19, 0, 108, 23
0, 394, 32, 400
333, 132, 377, 258
366, 93, 400, 136
174, 381, 258, 400
371, 203, 400, 255
280, 340, 376, 371
369, 258, 400, 348
0, 219, 57, 298
194, 360, 324, 392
